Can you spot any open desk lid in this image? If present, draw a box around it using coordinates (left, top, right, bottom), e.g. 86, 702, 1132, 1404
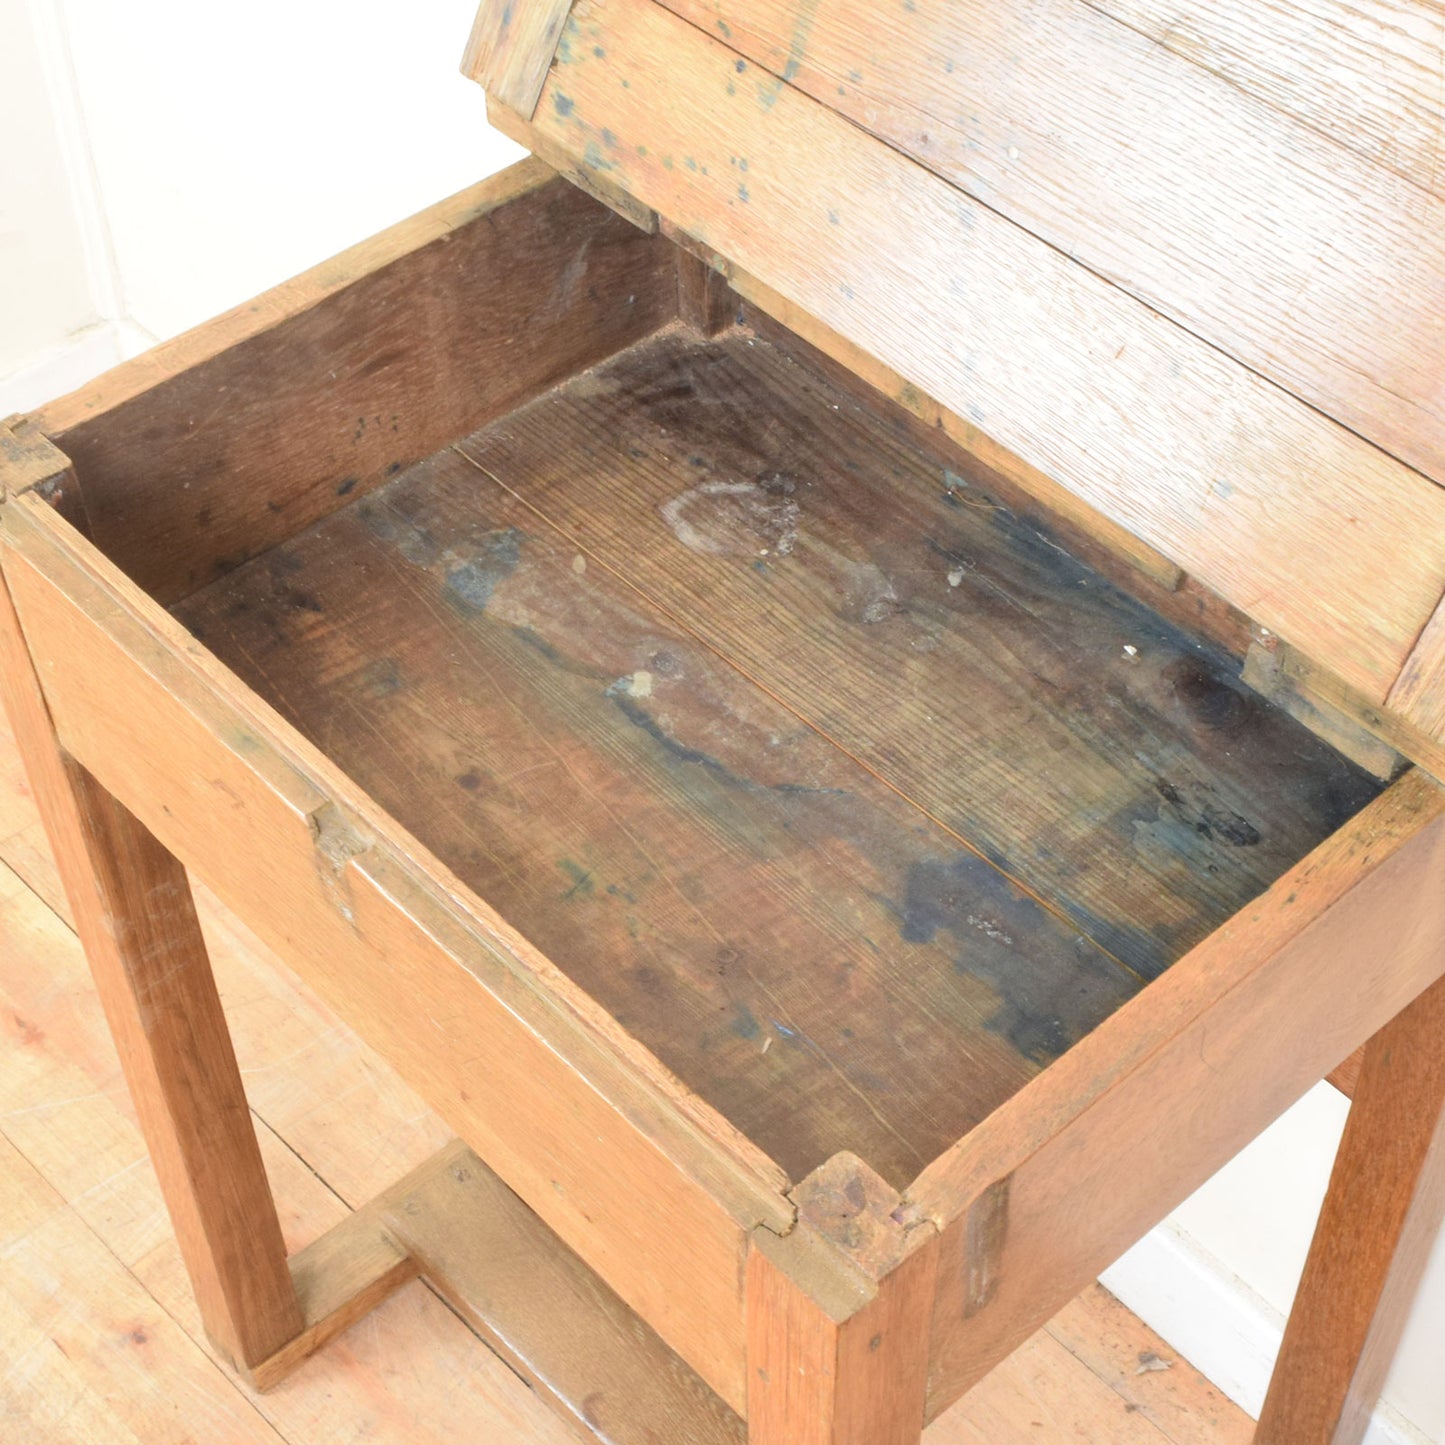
463, 0, 1445, 752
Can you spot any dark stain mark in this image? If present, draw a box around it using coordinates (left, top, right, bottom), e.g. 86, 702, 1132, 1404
731, 1002, 761, 1042
1167, 656, 1252, 733
444, 528, 523, 613
11, 1013, 43, 1047
611, 694, 844, 799
558, 859, 595, 899
336, 476, 358, 496
287, 590, 323, 613
553, 92, 575, 118
357, 657, 403, 698
1154, 779, 1261, 848
455, 771, 482, 791
892, 853, 1138, 1062
127, 1327, 149, 1347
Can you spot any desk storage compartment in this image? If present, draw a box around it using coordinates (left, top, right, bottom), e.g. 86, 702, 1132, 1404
5, 154, 1444, 1435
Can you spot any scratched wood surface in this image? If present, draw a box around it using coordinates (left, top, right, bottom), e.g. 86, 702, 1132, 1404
0, 708, 1251, 1441
175, 323, 1376, 1189
506, 0, 1445, 710
1093, 0, 1445, 198
659, 0, 1445, 486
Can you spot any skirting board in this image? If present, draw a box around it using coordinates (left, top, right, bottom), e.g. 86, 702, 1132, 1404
1101, 1222, 1428, 1445
0, 319, 154, 417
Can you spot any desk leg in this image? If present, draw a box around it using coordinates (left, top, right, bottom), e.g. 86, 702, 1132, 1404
1255, 973, 1445, 1444
746, 1154, 938, 1445
0, 567, 305, 1372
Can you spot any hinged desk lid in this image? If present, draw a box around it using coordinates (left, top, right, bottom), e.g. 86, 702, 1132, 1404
464, 0, 1445, 750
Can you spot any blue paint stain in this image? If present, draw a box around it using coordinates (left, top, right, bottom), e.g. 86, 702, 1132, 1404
552, 91, 575, 118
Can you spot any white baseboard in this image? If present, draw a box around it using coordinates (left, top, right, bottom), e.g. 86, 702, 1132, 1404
1102, 1223, 1429, 1445
0, 318, 157, 417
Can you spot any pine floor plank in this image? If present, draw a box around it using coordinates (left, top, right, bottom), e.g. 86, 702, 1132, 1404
1046, 1287, 1252, 1445
0, 1134, 279, 1445
941, 1331, 1173, 1442
0, 701, 1253, 1441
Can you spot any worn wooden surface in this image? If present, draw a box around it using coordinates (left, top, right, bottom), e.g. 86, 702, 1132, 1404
1256, 974, 1445, 1444
32, 162, 673, 606
407, 326, 1377, 978
381, 1139, 746, 1444
658, 0, 1445, 488
504, 0, 1445, 708
1, 490, 787, 1410
1391, 596, 1445, 742
916, 770, 1445, 1420
1094, 0, 1445, 198
170, 324, 1377, 1198
175, 409, 1136, 1188
0, 731, 1252, 1440
463, 0, 578, 117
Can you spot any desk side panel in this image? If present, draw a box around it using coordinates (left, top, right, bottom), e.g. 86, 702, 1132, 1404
915, 772, 1445, 1418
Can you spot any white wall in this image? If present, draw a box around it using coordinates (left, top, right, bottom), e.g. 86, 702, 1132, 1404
2, 3, 1443, 1439
1, 0, 521, 411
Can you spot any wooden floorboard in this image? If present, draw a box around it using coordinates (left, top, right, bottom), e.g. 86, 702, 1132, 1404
0, 705, 1251, 1441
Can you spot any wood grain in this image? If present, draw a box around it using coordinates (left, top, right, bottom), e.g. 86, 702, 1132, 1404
248, 1217, 418, 1391
747, 1156, 939, 1445
1390, 593, 1445, 741
0, 492, 789, 1411
1095, 0, 1445, 198
383, 1139, 746, 1445
33, 161, 673, 605
0, 563, 303, 1371
915, 770, 1445, 1419
440, 326, 1380, 982
660, 0, 1445, 487
174, 421, 1141, 1187
1256, 973, 1445, 1444
463, 0, 578, 117
0, 720, 1255, 1443
511, 0, 1445, 704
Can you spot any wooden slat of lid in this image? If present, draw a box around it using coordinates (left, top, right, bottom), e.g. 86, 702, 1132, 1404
1391, 596, 1445, 740
661, 0, 1445, 490
1095, 0, 1445, 200
463, 0, 576, 117
508, 0, 1445, 704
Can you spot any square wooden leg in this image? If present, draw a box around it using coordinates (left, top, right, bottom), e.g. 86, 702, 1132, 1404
0, 563, 304, 1371
746, 1153, 938, 1445
1256, 971, 1445, 1444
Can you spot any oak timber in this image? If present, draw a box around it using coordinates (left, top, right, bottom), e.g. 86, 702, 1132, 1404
914, 770, 1445, 1419
419, 326, 1379, 981
463, 0, 578, 117
509, 0, 1445, 705
659, 0, 1445, 487
1094, 0, 1445, 199
0, 566, 304, 1371
0, 491, 789, 1411
1256, 974, 1445, 1443
173, 410, 1137, 1186
1391, 595, 1445, 742
31, 163, 673, 606
747, 1155, 939, 1444
0, 804, 1253, 1441
381, 1140, 746, 1444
